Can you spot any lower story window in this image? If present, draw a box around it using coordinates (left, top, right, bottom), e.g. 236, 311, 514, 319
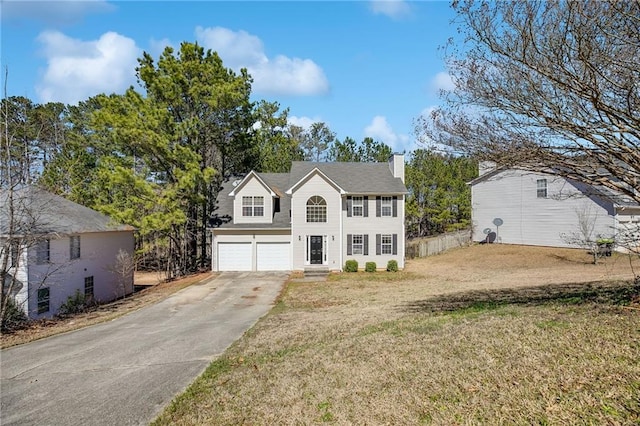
37, 287, 50, 314
381, 234, 393, 254
84, 276, 94, 301
353, 234, 364, 255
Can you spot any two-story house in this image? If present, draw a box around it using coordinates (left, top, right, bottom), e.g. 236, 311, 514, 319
469, 162, 640, 251
1, 187, 135, 319
211, 154, 407, 271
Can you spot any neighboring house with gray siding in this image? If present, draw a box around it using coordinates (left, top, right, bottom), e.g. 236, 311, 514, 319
1, 187, 135, 319
211, 154, 407, 271
469, 163, 640, 251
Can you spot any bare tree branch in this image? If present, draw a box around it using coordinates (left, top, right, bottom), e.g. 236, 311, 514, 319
418, 0, 640, 203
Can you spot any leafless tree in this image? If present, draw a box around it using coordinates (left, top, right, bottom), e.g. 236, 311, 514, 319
1, 69, 65, 329
111, 248, 135, 298
560, 202, 609, 264
417, 0, 640, 203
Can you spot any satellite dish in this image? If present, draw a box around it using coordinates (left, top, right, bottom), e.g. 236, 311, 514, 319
493, 218, 504, 227
483, 228, 492, 235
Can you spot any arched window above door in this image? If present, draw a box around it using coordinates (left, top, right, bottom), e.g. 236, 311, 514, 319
306, 196, 327, 222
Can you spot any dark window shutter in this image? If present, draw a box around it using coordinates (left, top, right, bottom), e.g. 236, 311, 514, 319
392, 196, 398, 217
342, 197, 347, 212
364, 234, 369, 255
392, 234, 398, 255
347, 196, 352, 217
347, 234, 353, 255
363, 196, 369, 217
376, 234, 381, 256
376, 196, 381, 217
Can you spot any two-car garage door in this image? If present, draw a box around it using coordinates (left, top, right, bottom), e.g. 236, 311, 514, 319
217, 242, 290, 271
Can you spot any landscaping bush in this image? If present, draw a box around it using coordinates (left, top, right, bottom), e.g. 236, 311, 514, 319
344, 260, 358, 272
387, 259, 398, 272
58, 290, 88, 316
1, 298, 28, 333
365, 262, 377, 272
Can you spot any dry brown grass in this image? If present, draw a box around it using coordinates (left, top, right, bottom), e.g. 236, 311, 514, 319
154, 245, 640, 425
0, 271, 214, 348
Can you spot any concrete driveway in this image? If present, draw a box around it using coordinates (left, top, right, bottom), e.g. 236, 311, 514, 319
0, 272, 287, 426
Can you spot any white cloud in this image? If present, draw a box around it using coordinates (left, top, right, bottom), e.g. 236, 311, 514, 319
195, 26, 329, 96
288, 115, 323, 130
149, 38, 175, 57
2, 0, 114, 25
430, 71, 456, 93
369, 0, 412, 19
36, 31, 140, 104
364, 115, 411, 152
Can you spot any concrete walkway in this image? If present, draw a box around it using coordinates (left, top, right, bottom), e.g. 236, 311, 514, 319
0, 272, 287, 426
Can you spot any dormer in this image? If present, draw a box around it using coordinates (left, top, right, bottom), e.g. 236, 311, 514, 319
229, 171, 277, 224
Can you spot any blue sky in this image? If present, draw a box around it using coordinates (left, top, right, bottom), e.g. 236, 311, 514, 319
1, 0, 457, 154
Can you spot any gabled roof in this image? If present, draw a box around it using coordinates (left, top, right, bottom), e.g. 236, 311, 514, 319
289, 161, 407, 194
285, 167, 345, 195
228, 170, 276, 197
212, 173, 292, 230
0, 187, 134, 236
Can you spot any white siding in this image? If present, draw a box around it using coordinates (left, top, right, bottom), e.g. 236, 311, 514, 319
472, 170, 616, 248
233, 178, 273, 224
26, 231, 135, 319
342, 195, 405, 269
290, 173, 342, 270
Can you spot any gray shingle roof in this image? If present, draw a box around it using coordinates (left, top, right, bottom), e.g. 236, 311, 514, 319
289, 162, 407, 194
0, 187, 134, 236
211, 161, 407, 230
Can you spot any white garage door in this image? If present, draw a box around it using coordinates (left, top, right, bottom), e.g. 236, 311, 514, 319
256, 243, 291, 271
218, 243, 252, 271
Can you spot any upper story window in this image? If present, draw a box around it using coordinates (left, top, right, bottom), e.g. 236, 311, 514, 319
306, 196, 327, 223
70, 235, 81, 260
352, 196, 364, 217
242, 196, 264, 217
381, 196, 392, 217
537, 179, 548, 198
36, 239, 50, 264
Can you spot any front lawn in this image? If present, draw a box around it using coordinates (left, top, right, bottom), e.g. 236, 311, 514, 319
153, 245, 640, 425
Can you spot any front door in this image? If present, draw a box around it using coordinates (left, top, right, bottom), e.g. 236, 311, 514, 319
310, 235, 323, 264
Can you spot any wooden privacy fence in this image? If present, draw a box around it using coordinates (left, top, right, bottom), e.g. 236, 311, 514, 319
406, 229, 472, 259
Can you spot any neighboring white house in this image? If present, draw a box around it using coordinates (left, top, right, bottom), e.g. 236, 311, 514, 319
210, 155, 407, 271
469, 163, 640, 251
1, 187, 135, 319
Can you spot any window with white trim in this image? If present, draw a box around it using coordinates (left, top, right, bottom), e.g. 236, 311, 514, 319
37, 287, 50, 314
70, 235, 81, 260
381, 234, 393, 254
352, 234, 364, 255
36, 239, 50, 264
381, 196, 392, 217
306, 196, 327, 222
352, 196, 364, 217
242, 196, 264, 217
537, 179, 547, 198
